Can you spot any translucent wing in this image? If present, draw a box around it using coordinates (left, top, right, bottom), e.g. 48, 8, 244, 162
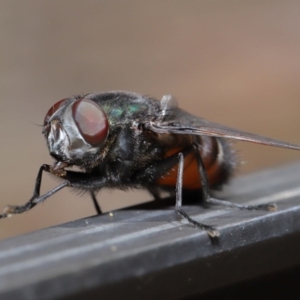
147, 95, 300, 151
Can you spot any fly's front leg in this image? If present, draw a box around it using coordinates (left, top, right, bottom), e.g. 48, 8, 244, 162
0, 166, 108, 219
193, 142, 277, 212
0, 164, 69, 219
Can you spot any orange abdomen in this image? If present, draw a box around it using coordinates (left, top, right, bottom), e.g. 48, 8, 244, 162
155, 137, 230, 190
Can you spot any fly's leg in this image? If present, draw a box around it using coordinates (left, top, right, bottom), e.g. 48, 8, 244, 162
0, 165, 69, 219
90, 191, 102, 215
175, 153, 219, 238
193, 143, 277, 212
0, 165, 109, 219
135, 146, 219, 238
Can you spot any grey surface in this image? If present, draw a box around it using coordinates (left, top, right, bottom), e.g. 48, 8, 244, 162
1, 162, 300, 299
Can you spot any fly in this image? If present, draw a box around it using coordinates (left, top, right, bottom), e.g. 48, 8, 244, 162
1, 91, 300, 238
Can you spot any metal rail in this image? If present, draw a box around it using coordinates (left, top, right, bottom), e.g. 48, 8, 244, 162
1, 162, 300, 299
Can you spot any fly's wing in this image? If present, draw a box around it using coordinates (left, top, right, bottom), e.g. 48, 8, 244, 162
147, 95, 300, 151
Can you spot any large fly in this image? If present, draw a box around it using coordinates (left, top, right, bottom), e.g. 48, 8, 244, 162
1, 91, 300, 238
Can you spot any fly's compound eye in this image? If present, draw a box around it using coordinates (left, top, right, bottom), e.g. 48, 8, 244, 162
44, 98, 68, 126
72, 98, 109, 146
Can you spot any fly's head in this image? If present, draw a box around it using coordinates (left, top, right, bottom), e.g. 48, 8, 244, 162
42, 96, 109, 175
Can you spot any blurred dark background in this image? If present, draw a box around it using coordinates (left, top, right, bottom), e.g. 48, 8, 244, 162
1, 1, 300, 240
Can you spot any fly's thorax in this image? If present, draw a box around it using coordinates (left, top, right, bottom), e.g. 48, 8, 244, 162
88, 91, 160, 123
43, 96, 110, 168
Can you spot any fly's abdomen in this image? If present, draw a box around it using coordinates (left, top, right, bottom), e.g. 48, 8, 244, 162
155, 136, 235, 190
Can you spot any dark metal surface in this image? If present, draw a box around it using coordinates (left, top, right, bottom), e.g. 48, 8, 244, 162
1, 162, 300, 300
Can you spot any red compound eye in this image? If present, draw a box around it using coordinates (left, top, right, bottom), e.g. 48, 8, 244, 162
72, 98, 109, 146
44, 99, 67, 125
